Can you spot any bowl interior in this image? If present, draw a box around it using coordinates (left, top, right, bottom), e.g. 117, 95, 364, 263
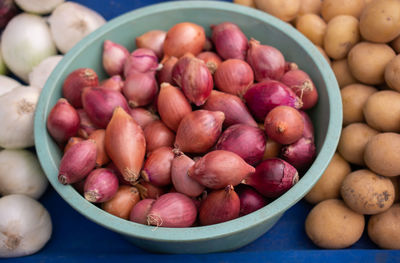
34, 1, 341, 244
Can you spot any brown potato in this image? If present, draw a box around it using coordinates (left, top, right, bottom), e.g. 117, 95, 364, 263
331, 59, 357, 88
316, 46, 331, 65
363, 90, 400, 132
360, 0, 400, 43
338, 123, 379, 166
305, 199, 365, 249
254, 0, 301, 22
348, 42, 396, 85
341, 84, 377, 126
368, 203, 400, 249
324, 15, 360, 60
305, 153, 351, 204
390, 35, 400, 53
321, 0, 365, 22
296, 14, 327, 47
364, 133, 400, 177
298, 0, 321, 15
234, 0, 256, 8
385, 55, 400, 92
341, 169, 395, 215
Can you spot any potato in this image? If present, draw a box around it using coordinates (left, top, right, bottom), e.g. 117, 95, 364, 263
360, 0, 400, 43
338, 123, 379, 166
234, 0, 256, 8
296, 14, 326, 47
348, 42, 396, 85
323, 15, 360, 60
304, 153, 351, 204
341, 169, 395, 215
331, 59, 357, 88
363, 90, 400, 132
385, 55, 400, 92
321, 0, 365, 22
254, 0, 301, 22
390, 35, 400, 53
364, 133, 400, 177
368, 204, 400, 249
341, 84, 377, 126
305, 199, 364, 249
316, 46, 331, 65
298, 0, 321, 16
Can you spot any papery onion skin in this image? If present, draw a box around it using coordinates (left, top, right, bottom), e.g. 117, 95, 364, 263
246, 38, 285, 82
62, 68, 99, 108
136, 30, 167, 59
102, 185, 140, 220
64, 137, 84, 153
196, 51, 222, 74
147, 192, 197, 227
129, 198, 155, 225
136, 180, 168, 199
211, 22, 248, 60
77, 109, 98, 139
105, 107, 146, 184
188, 150, 256, 189
262, 137, 282, 160
82, 87, 130, 128
243, 80, 302, 122
99, 75, 124, 92
123, 72, 158, 107
58, 140, 97, 185
163, 22, 206, 58
171, 53, 195, 87
123, 48, 159, 77
47, 98, 80, 144
106, 162, 130, 185
141, 147, 174, 187
202, 90, 257, 128
84, 168, 119, 203
281, 137, 316, 172
157, 83, 192, 131
199, 185, 240, 226
102, 40, 129, 77
88, 129, 109, 167
216, 124, 266, 166
236, 184, 268, 216
143, 120, 175, 153
175, 110, 225, 154
157, 56, 178, 85
28, 55, 63, 90
129, 107, 159, 130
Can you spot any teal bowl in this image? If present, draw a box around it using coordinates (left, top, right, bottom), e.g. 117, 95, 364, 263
34, 1, 341, 254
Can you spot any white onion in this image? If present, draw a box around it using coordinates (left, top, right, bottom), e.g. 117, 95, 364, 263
0, 86, 41, 149
0, 194, 52, 258
48, 2, 106, 54
0, 75, 21, 96
1, 13, 57, 83
29, 55, 63, 89
15, 0, 64, 15
0, 149, 48, 199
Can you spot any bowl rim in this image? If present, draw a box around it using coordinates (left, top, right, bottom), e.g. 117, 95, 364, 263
34, 0, 342, 242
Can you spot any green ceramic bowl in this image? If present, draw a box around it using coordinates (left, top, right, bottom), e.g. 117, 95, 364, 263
34, 1, 341, 254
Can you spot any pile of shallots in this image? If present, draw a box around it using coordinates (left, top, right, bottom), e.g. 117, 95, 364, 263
47, 21, 318, 227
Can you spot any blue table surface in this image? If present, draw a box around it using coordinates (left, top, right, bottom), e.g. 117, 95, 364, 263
3, 0, 400, 261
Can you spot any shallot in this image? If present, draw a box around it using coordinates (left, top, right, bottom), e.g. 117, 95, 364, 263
136, 30, 166, 59
236, 184, 268, 216
102, 40, 129, 77
102, 185, 140, 220
123, 72, 158, 107
84, 168, 119, 203
196, 51, 222, 74
129, 107, 159, 130
129, 199, 155, 225
281, 137, 316, 172
141, 147, 174, 187
143, 120, 175, 153
157, 56, 178, 85
211, 22, 248, 60
88, 129, 109, 167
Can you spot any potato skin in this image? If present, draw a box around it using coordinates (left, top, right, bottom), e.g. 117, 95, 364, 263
341, 169, 395, 215
324, 15, 360, 60
341, 84, 377, 126
363, 90, 400, 132
331, 59, 356, 88
364, 133, 400, 177
296, 14, 327, 47
305, 199, 364, 249
298, 0, 321, 16
321, 0, 365, 22
385, 55, 400, 92
305, 153, 351, 204
368, 203, 400, 249
338, 123, 379, 166
348, 42, 396, 85
360, 0, 400, 43
255, 0, 301, 22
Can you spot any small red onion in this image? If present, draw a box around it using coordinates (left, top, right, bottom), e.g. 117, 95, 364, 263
124, 48, 159, 77
216, 124, 266, 166
62, 68, 98, 108
141, 147, 174, 187
300, 110, 314, 140
136, 30, 167, 59
171, 53, 195, 87
58, 140, 97, 185
235, 184, 269, 216
196, 51, 222, 74
102, 40, 129, 77
129, 198, 156, 225
245, 158, 299, 198
211, 22, 248, 60
136, 180, 168, 199
107, 162, 130, 185
202, 90, 257, 128
280, 69, 318, 110
84, 168, 119, 203
77, 109, 98, 138
188, 150, 256, 189
199, 185, 240, 225
246, 38, 285, 82
144, 120, 175, 153
129, 107, 159, 130
214, 59, 254, 97
203, 37, 213, 51
157, 56, 178, 85
147, 192, 197, 227
47, 98, 80, 144
181, 57, 213, 106
82, 87, 130, 128
243, 80, 302, 122
64, 137, 84, 153
123, 72, 158, 107
281, 137, 316, 172
99, 75, 124, 92
171, 151, 205, 197
264, 105, 304, 145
